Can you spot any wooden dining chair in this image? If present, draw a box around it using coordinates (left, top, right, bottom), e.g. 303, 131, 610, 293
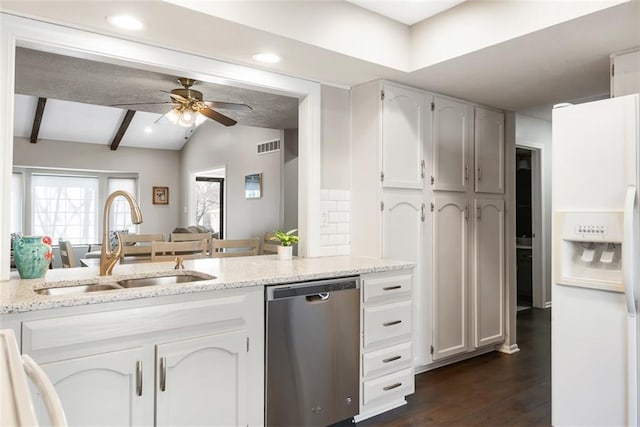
118, 233, 164, 260
170, 232, 212, 250
151, 240, 208, 262
211, 238, 260, 258
261, 232, 279, 255
58, 239, 77, 268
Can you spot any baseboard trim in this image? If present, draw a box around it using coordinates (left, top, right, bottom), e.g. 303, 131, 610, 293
544, 301, 552, 309
414, 346, 497, 373
354, 398, 407, 422
498, 343, 520, 354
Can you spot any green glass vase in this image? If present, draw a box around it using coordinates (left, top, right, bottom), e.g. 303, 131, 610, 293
13, 236, 53, 279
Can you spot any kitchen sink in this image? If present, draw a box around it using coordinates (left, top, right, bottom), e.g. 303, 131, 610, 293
34, 272, 215, 296
117, 274, 213, 288
34, 283, 121, 296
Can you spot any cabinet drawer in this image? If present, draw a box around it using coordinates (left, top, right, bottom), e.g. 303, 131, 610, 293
362, 273, 412, 302
362, 368, 414, 406
363, 300, 412, 348
362, 341, 412, 379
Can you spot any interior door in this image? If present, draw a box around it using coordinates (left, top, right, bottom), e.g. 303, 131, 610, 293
382, 83, 425, 189
155, 330, 248, 427
432, 97, 472, 192
432, 195, 469, 360
472, 198, 505, 348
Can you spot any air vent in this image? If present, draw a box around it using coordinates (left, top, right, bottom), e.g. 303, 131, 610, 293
257, 139, 281, 155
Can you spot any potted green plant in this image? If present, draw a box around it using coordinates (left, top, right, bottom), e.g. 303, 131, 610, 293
270, 229, 299, 260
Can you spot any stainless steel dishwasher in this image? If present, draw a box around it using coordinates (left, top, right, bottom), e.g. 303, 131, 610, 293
265, 276, 360, 426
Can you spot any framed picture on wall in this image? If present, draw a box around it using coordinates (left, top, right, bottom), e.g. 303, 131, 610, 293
153, 186, 169, 205
245, 173, 262, 199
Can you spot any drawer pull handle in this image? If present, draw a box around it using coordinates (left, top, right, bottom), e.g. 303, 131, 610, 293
382, 355, 401, 363
383, 382, 402, 391
382, 285, 402, 291
383, 320, 402, 327
136, 361, 143, 396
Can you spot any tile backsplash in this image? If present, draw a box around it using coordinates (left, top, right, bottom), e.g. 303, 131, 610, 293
319, 189, 350, 256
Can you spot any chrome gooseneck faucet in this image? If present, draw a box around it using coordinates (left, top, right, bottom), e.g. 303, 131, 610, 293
100, 191, 143, 276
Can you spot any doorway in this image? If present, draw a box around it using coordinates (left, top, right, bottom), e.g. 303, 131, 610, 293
194, 175, 224, 239
515, 146, 543, 310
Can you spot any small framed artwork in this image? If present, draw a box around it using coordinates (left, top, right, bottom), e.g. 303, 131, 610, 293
153, 186, 169, 205
245, 173, 262, 199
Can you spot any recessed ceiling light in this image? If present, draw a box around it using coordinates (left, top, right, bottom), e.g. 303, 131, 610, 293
106, 15, 144, 31
144, 126, 153, 134
252, 52, 281, 64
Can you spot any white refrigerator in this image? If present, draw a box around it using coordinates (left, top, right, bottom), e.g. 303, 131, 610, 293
552, 94, 639, 426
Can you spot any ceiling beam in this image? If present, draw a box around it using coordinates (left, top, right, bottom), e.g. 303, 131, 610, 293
110, 110, 136, 151
30, 97, 47, 143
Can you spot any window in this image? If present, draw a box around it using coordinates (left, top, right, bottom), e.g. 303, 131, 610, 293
11, 173, 23, 234
108, 178, 138, 233
195, 177, 224, 238
31, 174, 99, 244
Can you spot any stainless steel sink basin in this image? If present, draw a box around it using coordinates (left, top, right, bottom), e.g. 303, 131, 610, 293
34, 283, 121, 296
117, 274, 212, 288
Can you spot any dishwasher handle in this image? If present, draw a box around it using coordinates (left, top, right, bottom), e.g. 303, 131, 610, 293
268, 277, 359, 300
306, 292, 330, 303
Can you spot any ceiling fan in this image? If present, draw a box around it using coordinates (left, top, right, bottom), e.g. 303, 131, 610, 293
112, 77, 253, 127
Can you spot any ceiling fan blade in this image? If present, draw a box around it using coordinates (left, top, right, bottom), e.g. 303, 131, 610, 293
198, 106, 237, 127
109, 101, 175, 107
167, 92, 189, 103
204, 101, 253, 112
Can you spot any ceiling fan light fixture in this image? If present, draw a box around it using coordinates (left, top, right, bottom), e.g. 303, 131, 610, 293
106, 15, 144, 31
252, 52, 281, 64
166, 108, 206, 128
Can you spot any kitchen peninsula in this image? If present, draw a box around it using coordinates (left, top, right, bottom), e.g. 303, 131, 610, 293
0, 255, 414, 425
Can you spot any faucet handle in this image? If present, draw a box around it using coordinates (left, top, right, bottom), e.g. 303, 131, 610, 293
174, 257, 184, 270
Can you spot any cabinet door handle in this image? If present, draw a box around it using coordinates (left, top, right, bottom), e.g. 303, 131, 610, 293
421, 160, 425, 178
477, 167, 482, 182
383, 320, 402, 327
383, 382, 402, 391
136, 361, 143, 397
159, 357, 167, 392
464, 164, 469, 182
382, 285, 402, 291
476, 205, 482, 220
382, 355, 402, 363
421, 203, 426, 222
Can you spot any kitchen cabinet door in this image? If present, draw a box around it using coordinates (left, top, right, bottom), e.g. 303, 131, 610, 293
432, 195, 469, 360
381, 191, 426, 364
471, 198, 505, 348
432, 97, 472, 192
382, 83, 426, 189
35, 347, 148, 427
474, 107, 504, 194
155, 329, 248, 427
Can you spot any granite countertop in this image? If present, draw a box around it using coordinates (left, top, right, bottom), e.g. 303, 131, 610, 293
0, 256, 414, 314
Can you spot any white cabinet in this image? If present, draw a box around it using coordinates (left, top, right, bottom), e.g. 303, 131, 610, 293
472, 198, 505, 348
474, 107, 505, 194
432, 195, 469, 360
21, 287, 264, 427
156, 330, 248, 427
35, 348, 147, 427
382, 83, 428, 189
432, 97, 473, 192
358, 270, 415, 421
610, 49, 640, 98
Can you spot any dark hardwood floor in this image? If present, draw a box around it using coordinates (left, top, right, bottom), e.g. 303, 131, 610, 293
358, 308, 551, 427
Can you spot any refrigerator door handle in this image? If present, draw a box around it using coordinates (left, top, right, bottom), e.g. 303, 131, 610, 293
623, 186, 637, 316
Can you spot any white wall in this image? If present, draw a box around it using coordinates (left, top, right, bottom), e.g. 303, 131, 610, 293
12, 137, 181, 236
180, 123, 282, 240
516, 113, 552, 306
283, 129, 298, 233
321, 85, 351, 190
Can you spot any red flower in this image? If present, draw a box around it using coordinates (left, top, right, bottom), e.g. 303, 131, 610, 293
45, 251, 53, 260
42, 236, 52, 245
